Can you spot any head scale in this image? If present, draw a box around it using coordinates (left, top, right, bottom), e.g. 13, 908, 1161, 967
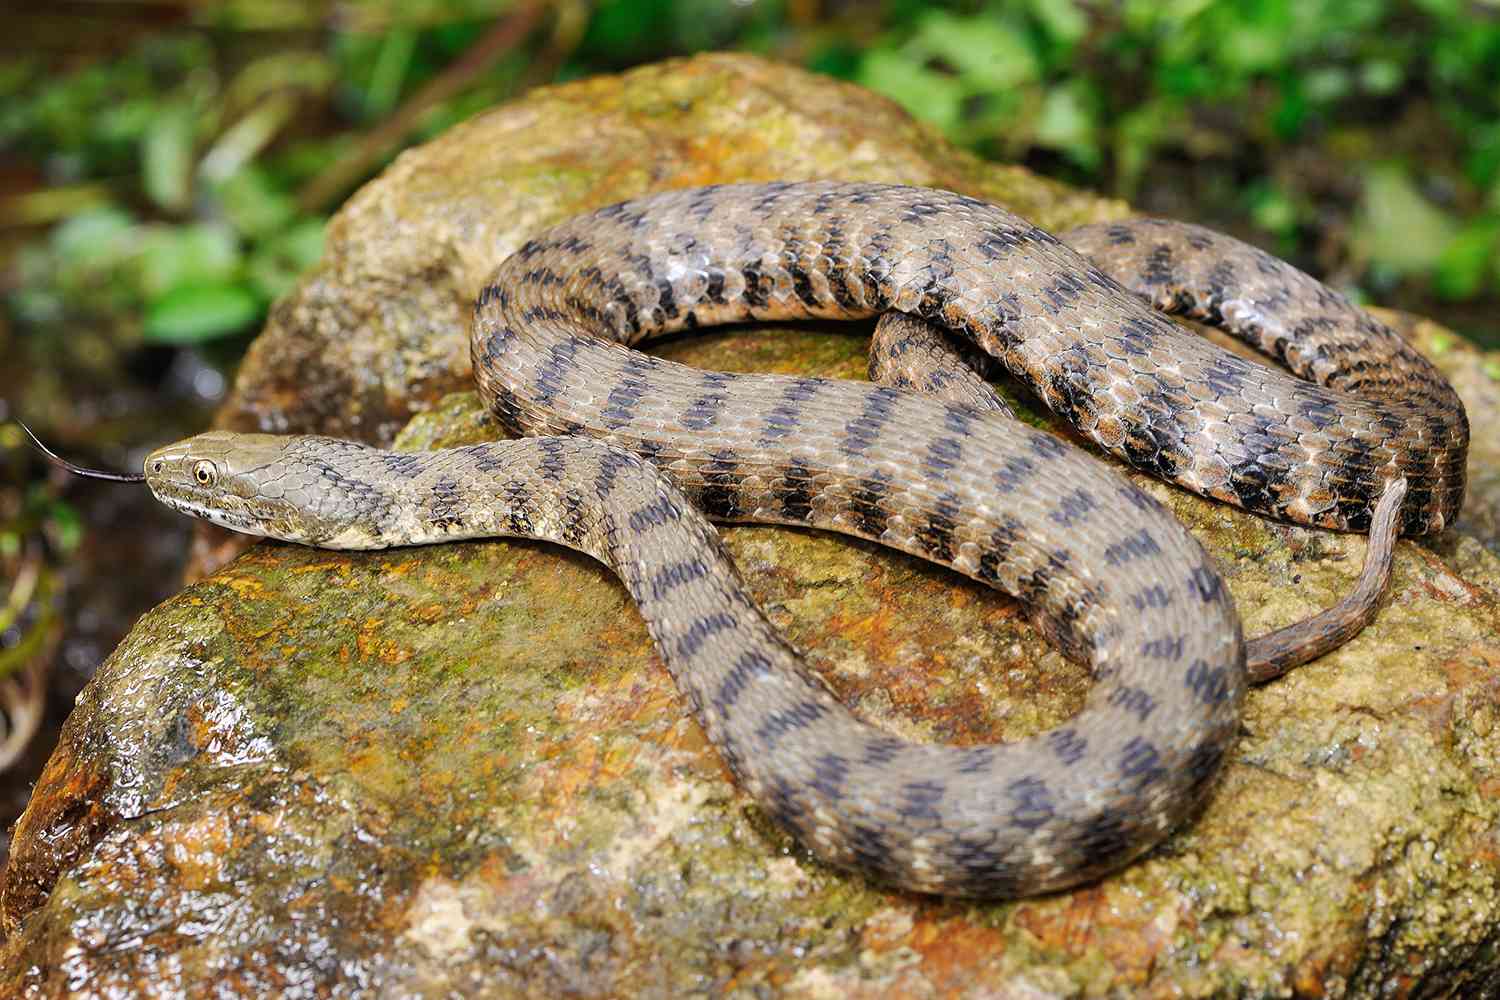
143, 431, 325, 542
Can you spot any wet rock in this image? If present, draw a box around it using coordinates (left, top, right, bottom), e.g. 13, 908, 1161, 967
4, 53, 1500, 997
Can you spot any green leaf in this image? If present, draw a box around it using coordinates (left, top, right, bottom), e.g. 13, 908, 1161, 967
1359, 59, 1403, 95
914, 12, 1040, 91
364, 30, 417, 118
1033, 82, 1100, 168
1353, 164, 1460, 276
51, 206, 135, 269
857, 49, 964, 133
1303, 67, 1351, 104
1464, 123, 1500, 191
199, 93, 299, 186
225, 51, 335, 109
45, 499, 83, 554
1247, 182, 1298, 236
214, 167, 296, 239
808, 43, 860, 80
1434, 217, 1500, 299
95, 98, 160, 146
1272, 75, 1307, 140
1027, 0, 1087, 45
137, 223, 242, 299
247, 218, 325, 302
141, 101, 196, 212
144, 282, 261, 343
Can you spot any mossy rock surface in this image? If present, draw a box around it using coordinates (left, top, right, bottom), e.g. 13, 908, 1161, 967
4, 53, 1500, 998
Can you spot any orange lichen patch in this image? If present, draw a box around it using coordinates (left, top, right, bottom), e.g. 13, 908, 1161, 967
0, 741, 115, 933
1290, 937, 1364, 998
1012, 886, 1172, 985
906, 916, 1015, 990
347, 615, 414, 666
678, 134, 768, 183
12, 53, 1500, 996
379, 557, 417, 579
856, 904, 916, 953
409, 602, 448, 625
221, 572, 273, 601
605, 666, 681, 729
1396, 644, 1500, 738
1411, 545, 1491, 607
286, 555, 357, 578
1438, 644, 1500, 688
159, 811, 236, 892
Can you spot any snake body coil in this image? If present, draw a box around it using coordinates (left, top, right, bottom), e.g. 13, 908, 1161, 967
143, 183, 1467, 897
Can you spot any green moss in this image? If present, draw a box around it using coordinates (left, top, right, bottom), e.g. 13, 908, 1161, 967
7, 54, 1499, 997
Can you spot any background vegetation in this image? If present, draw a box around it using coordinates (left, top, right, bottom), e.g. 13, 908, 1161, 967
6, 0, 1499, 377
1, 0, 1497, 852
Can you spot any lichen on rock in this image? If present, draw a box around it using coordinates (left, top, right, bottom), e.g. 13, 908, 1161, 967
3, 53, 1499, 998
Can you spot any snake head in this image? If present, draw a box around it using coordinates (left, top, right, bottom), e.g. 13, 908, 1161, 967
144, 431, 354, 544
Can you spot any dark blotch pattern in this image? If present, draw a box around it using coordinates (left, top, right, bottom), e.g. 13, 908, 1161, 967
213, 181, 1466, 900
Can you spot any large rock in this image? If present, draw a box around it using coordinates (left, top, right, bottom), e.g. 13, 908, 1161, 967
4, 54, 1499, 997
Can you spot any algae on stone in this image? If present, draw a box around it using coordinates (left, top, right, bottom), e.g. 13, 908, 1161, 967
4, 53, 1500, 999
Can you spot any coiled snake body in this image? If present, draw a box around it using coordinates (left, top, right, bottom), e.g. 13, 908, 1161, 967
143, 183, 1468, 897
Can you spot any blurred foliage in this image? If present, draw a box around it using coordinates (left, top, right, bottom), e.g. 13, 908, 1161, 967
0, 424, 74, 695
839, 0, 1500, 323
2, 34, 329, 345
1, 0, 1498, 357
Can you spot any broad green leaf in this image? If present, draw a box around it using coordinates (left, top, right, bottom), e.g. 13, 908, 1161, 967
913, 12, 1040, 91
364, 30, 416, 117
137, 224, 242, 299
857, 50, 964, 134
1353, 164, 1459, 276
144, 282, 262, 343
1273, 75, 1307, 140
226, 51, 335, 109
1033, 82, 1100, 168
51, 207, 135, 268
95, 98, 159, 145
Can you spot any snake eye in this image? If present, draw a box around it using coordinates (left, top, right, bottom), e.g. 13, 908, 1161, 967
193, 460, 217, 486
151, 460, 163, 474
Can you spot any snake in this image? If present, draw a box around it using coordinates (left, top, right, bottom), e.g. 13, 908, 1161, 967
121, 182, 1467, 898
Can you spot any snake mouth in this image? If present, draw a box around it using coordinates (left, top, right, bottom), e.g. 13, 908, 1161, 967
153, 493, 263, 536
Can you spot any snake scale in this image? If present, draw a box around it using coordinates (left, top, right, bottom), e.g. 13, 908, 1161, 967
139, 182, 1467, 897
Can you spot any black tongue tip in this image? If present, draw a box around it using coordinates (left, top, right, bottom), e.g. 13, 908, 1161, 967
14, 420, 147, 484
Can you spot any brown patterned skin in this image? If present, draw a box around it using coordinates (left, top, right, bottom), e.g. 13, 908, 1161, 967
1061, 218, 1466, 535
140, 182, 1466, 898
861, 309, 1411, 681
145, 426, 1243, 899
